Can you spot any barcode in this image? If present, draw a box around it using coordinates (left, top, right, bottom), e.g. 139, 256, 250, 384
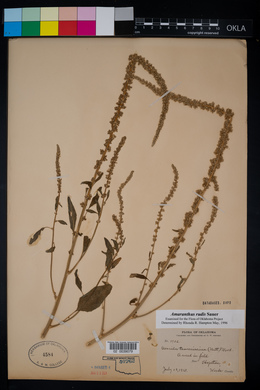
106, 341, 140, 354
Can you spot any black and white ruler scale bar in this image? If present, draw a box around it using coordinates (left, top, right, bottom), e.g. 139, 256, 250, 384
133, 18, 253, 38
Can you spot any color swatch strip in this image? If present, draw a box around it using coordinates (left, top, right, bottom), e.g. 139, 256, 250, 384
4, 7, 134, 37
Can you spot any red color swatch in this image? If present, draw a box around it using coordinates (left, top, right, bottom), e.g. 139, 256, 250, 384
59, 21, 77, 36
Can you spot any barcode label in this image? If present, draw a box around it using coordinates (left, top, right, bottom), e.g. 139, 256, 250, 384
106, 341, 140, 354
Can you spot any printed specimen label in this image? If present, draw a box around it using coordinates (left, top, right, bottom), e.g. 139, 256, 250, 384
156, 310, 245, 329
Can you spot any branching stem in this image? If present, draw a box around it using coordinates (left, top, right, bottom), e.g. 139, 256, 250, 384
86, 107, 233, 346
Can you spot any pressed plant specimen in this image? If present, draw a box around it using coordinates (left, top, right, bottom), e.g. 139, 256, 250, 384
28, 53, 234, 344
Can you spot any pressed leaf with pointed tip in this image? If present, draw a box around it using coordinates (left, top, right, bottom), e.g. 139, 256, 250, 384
81, 181, 93, 188
46, 246, 55, 253
81, 236, 90, 259
67, 196, 77, 232
77, 284, 112, 312
111, 257, 121, 269
28, 227, 45, 245
94, 171, 103, 184
87, 209, 98, 214
111, 239, 119, 252
104, 252, 112, 270
89, 193, 99, 209
104, 238, 114, 255
74, 269, 83, 294
103, 238, 115, 270
55, 196, 62, 211
57, 220, 67, 225
130, 273, 149, 281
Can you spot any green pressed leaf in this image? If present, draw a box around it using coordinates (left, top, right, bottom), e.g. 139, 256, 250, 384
74, 269, 83, 294
57, 220, 67, 225
46, 246, 55, 253
67, 196, 77, 232
28, 227, 45, 245
77, 284, 112, 312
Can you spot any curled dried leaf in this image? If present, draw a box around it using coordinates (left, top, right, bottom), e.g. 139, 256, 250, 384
28, 227, 45, 246
74, 269, 83, 294
46, 246, 55, 253
177, 275, 186, 291
81, 181, 93, 188
158, 261, 166, 270
77, 284, 112, 312
130, 273, 149, 281
129, 298, 138, 305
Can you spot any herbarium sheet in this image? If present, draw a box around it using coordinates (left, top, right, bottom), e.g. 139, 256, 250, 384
7, 38, 247, 382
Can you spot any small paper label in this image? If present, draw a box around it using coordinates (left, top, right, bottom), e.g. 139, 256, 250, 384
156, 310, 245, 329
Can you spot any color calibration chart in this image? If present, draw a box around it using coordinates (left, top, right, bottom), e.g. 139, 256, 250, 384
3, 7, 134, 37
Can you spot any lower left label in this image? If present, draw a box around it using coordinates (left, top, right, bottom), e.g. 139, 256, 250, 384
28, 341, 68, 368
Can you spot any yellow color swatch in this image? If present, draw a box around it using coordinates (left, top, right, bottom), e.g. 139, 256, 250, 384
40, 21, 58, 36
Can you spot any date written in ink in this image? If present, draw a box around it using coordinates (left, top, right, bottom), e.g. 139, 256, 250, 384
43, 353, 54, 357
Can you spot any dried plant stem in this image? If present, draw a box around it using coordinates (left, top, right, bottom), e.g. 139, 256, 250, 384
41, 213, 85, 338
100, 274, 109, 335
38, 53, 234, 344
50, 310, 79, 329
40, 56, 141, 339
49, 145, 62, 299
49, 216, 58, 299
137, 196, 219, 318
86, 106, 233, 347
137, 263, 195, 318
137, 164, 179, 304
